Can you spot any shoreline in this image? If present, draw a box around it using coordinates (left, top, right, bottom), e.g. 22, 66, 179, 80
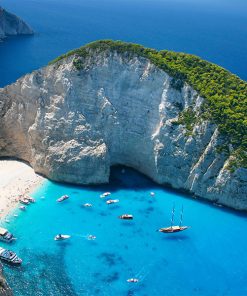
0, 160, 45, 221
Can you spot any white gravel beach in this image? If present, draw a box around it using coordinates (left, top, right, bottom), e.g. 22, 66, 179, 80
0, 160, 44, 219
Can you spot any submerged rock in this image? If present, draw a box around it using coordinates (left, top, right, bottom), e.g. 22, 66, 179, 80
0, 265, 12, 296
0, 7, 33, 39
0, 40, 246, 210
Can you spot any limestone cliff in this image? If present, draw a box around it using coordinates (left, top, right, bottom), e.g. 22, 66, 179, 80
0, 41, 246, 210
0, 7, 33, 39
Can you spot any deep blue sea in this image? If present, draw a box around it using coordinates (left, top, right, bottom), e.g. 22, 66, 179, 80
0, 0, 247, 87
0, 0, 247, 295
2, 167, 247, 296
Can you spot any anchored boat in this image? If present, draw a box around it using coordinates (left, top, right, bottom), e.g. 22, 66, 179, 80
83, 203, 92, 207
0, 247, 22, 265
127, 278, 139, 283
0, 227, 15, 243
19, 198, 30, 205
158, 205, 190, 233
57, 195, 69, 202
25, 196, 35, 203
106, 199, 119, 205
100, 192, 111, 198
54, 234, 71, 241
119, 214, 133, 220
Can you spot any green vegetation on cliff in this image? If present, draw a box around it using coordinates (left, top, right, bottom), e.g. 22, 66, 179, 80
50, 40, 247, 169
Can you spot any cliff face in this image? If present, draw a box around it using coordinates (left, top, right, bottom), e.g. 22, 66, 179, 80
0, 7, 33, 39
0, 48, 246, 209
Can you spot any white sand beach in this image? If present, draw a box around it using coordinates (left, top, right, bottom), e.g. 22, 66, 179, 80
0, 160, 45, 219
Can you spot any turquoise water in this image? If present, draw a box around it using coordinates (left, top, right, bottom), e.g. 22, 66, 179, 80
2, 167, 247, 296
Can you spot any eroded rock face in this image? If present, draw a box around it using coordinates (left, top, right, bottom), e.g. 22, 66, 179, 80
0, 50, 246, 209
0, 7, 33, 39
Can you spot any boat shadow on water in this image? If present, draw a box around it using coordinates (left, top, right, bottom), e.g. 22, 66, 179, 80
161, 234, 190, 241
120, 221, 135, 227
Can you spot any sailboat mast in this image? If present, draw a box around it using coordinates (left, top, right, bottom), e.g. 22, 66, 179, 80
179, 205, 184, 227
170, 205, 175, 228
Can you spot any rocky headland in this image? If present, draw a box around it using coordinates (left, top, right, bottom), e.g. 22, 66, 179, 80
0, 7, 33, 40
0, 40, 246, 209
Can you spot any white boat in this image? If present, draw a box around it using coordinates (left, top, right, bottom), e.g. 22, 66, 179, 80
56, 195, 69, 202
127, 278, 139, 283
119, 214, 133, 220
54, 234, 71, 241
19, 199, 29, 205
0, 247, 22, 265
106, 199, 119, 205
87, 235, 96, 240
0, 227, 15, 243
83, 203, 92, 207
100, 192, 111, 198
19, 206, 26, 211
25, 196, 35, 203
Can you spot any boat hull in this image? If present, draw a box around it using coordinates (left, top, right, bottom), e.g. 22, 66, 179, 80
158, 226, 189, 233
0, 237, 13, 243
0, 248, 22, 265
54, 235, 71, 241
119, 215, 133, 220
56, 195, 69, 202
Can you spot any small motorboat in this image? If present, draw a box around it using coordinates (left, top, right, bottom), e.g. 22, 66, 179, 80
100, 192, 111, 198
119, 214, 133, 220
87, 235, 96, 240
56, 195, 69, 202
0, 227, 15, 243
19, 206, 26, 211
106, 199, 119, 205
19, 199, 30, 205
150, 192, 155, 197
54, 234, 71, 241
127, 278, 139, 283
83, 203, 92, 207
25, 196, 35, 203
0, 247, 22, 265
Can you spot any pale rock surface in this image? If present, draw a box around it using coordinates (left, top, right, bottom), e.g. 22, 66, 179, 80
0, 50, 246, 209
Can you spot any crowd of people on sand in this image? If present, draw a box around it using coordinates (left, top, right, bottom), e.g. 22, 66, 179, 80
0, 160, 44, 222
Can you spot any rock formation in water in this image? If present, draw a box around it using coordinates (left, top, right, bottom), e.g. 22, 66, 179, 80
0, 265, 12, 296
0, 40, 246, 209
0, 7, 33, 39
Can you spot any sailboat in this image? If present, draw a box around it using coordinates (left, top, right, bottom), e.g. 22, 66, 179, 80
158, 205, 189, 233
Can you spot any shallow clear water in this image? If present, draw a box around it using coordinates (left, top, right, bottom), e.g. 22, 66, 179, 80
2, 167, 247, 296
0, 0, 247, 87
